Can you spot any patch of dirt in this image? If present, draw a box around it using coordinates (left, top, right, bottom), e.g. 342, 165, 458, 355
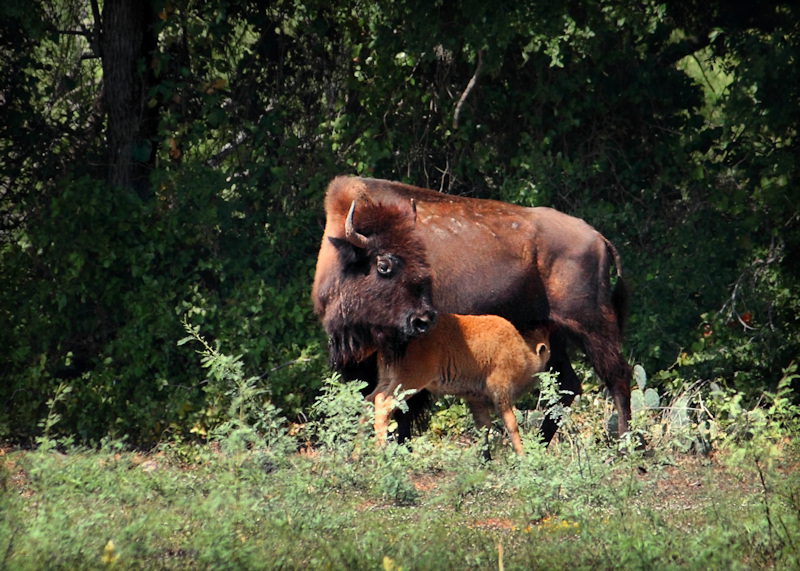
470, 517, 516, 531
630, 454, 769, 529
410, 473, 440, 492
1, 450, 31, 498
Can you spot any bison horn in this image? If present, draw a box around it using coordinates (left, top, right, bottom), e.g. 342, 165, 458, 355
345, 201, 370, 249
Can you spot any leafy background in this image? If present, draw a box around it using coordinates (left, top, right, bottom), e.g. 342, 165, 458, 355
1, 0, 798, 446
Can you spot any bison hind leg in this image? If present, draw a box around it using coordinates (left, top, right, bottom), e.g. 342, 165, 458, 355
467, 400, 494, 461
394, 389, 434, 444
553, 313, 632, 440
498, 404, 524, 456
582, 329, 632, 439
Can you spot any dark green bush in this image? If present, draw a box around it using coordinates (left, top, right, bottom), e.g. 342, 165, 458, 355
0, 167, 326, 445
1, 0, 798, 446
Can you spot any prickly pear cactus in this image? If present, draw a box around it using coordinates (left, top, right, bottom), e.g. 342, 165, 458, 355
630, 365, 661, 416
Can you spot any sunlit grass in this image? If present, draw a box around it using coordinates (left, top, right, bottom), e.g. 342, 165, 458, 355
1, 374, 798, 570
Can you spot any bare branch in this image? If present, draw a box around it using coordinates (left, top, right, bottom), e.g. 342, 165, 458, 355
90, 0, 102, 58
718, 237, 784, 330
452, 50, 482, 130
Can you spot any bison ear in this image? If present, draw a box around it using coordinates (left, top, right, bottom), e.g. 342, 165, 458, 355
329, 236, 368, 268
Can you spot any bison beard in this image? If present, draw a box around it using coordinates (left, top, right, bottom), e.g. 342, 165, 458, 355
316, 199, 435, 365
312, 175, 632, 445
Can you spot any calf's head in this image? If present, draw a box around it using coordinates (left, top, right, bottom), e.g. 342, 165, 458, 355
319, 199, 437, 367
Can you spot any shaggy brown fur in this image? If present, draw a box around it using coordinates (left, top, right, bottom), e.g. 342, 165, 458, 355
312, 176, 631, 444
313, 190, 437, 367
367, 313, 551, 455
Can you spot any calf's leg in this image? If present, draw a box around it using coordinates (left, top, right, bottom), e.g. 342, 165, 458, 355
467, 400, 494, 460
498, 404, 525, 456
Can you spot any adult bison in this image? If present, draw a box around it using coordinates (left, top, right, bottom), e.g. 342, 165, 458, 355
312, 175, 631, 444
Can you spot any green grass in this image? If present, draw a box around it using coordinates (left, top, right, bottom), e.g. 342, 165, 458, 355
2, 371, 799, 570
2, 428, 798, 570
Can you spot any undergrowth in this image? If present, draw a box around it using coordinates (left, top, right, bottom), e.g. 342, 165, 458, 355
1, 335, 798, 570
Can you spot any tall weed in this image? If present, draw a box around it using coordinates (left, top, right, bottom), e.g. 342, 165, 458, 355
177, 319, 294, 460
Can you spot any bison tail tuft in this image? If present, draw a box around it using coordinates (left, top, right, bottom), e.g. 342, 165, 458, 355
602, 236, 628, 337
612, 276, 630, 337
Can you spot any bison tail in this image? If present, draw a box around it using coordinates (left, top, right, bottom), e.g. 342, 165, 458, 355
603, 236, 629, 336
612, 276, 630, 337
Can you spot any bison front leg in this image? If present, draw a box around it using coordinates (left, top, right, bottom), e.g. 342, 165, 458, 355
372, 392, 394, 447
539, 331, 582, 445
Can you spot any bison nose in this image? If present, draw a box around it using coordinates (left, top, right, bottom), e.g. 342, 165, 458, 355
409, 310, 437, 336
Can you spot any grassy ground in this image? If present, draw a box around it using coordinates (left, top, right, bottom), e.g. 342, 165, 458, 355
2, 373, 799, 570
2, 425, 798, 570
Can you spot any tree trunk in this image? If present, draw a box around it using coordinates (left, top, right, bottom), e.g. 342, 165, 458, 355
100, 0, 158, 195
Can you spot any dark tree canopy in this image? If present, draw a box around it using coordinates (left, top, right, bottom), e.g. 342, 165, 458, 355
0, 0, 798, 445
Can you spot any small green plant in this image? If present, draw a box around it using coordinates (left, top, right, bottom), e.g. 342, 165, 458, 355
704, 363, 800, 455
536, 370, 569, 423
307, 373, 370, 453
631, 364, 661, 416
370, 443, 420, 505
429, 398, 472, 438
178, 318, 292, 457
35, 381, 73, 452
640, 368, 704, 453
304, 377, 422, 504
529, 369, 582, 445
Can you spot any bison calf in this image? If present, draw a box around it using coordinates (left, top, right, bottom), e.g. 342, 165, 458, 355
367, 313, 550, 455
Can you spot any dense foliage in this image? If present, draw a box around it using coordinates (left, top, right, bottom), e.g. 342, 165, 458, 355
1, 0, 798, 445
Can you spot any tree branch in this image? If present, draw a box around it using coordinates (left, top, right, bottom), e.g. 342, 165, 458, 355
452, 50, 482, 130
90, 0, 102, 58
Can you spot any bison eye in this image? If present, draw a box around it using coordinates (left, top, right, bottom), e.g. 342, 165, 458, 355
376, 255, 395, 277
